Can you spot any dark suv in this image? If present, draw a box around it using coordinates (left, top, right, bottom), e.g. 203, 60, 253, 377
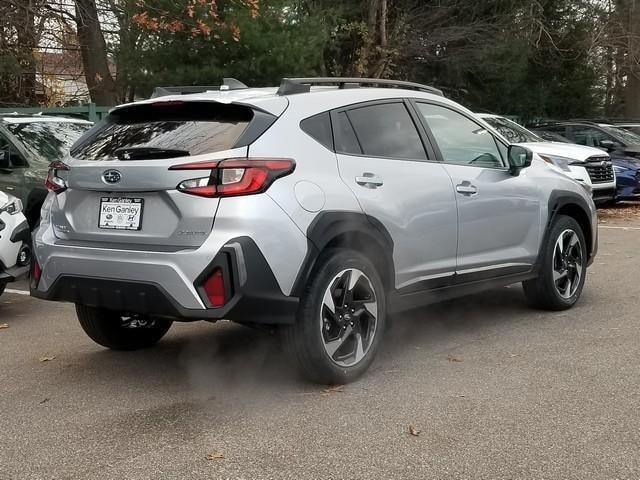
532, 121, 640, 201
0, 114, 93, 227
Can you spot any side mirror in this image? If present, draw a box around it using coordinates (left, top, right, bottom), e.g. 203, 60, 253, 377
507, 145, 533, 176
599, 140, 618, 151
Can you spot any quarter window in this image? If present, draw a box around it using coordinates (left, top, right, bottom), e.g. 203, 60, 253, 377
300, 112, 333, 150
345, 103, 427, 160
417, 103, 503, 168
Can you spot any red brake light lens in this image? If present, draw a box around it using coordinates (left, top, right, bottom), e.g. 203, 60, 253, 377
203, 268, 225, 307
45, 161, 70, 194
170, 158, 295, 198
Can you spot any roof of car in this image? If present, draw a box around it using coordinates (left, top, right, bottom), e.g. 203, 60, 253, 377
0, 113, 92, 125
111, 85, 458, 118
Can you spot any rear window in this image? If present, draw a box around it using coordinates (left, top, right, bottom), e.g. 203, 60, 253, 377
71, 102, 252, 160
6, 121, 91, 164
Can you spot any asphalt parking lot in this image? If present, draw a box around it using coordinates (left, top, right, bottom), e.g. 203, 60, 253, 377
2, 212, 640, 480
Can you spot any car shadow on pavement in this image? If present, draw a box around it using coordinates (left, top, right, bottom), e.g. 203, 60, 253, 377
65, 285, 534, 397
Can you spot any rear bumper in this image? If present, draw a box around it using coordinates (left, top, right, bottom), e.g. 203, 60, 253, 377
0, 264, 29, 283
31, 236, 299, 324
31, 194, 308, 324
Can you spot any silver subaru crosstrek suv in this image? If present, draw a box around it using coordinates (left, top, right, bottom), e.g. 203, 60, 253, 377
32, 78, 597, 384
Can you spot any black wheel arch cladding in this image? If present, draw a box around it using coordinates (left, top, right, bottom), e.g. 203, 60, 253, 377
544, 191, 594, 260
291, 211, 395, 297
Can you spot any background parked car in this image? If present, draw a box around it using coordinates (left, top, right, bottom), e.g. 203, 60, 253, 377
0, 114, 93, 228
477, 114, 616, 204
531, 121, 640, 202
615, 122, 640, 135
0, 190, 30, 297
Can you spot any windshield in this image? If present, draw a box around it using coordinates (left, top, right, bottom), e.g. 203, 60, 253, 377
601, 124, 640, 145
6, 121, 92, 163
482, 116, 543, 143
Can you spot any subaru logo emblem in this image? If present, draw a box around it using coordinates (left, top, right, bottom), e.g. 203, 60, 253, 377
102, 169, 122, 184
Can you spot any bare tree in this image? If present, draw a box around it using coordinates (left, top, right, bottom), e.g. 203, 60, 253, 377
74, 0, 119, 104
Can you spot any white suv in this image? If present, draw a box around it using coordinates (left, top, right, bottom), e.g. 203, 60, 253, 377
0, 190, 30, 295
478, 114, 616, 204
32, 78, 597, 383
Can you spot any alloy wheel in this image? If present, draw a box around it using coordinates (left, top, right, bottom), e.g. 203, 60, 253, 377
552, 229, 583, 299
319, 268, 378, 367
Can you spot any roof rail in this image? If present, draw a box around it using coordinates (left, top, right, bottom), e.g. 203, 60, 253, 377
276, 77, 444, 96
151, 78, 248, 98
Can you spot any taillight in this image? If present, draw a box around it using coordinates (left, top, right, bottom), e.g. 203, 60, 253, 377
170, 158, 295, 198
203, 268, 226, 307
45, 161, 70, 194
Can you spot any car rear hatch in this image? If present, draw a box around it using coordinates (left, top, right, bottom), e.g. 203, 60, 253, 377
49, 99, 278, 248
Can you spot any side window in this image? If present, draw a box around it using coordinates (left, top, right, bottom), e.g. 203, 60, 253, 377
333, 111, 362, 155
345, 103, 427, 160
570, 127, 615, 148
300, 112, 333, 150
416, 103, 503, 168
0, 134, 24, 168
0, 134, 10, 168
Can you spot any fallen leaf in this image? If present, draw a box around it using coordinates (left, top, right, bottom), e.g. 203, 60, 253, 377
0, 323, 8, 329
39, 355, 56, 362
205, 451, 224, 460
321, 385, 344, 395
447, 354, 463, 363
408, 425, 421, 436
39, 398, 49, 405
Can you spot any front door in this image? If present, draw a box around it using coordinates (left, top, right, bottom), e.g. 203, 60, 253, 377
413, 102, 541, 281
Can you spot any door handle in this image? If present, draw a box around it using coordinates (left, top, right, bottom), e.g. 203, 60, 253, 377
455, 181, 478, 195
355, 173, 384, 188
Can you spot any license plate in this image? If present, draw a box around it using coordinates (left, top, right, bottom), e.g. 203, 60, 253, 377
99, 197, 144, 230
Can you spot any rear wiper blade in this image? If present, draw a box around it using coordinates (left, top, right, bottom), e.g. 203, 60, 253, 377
115, 147, 190, 160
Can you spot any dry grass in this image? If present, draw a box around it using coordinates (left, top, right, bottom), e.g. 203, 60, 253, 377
598, 202, 640, 222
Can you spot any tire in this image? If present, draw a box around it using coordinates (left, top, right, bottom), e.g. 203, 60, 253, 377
523, 215, 588, 310
75, 305, 173, 350
283, 248, 387, 384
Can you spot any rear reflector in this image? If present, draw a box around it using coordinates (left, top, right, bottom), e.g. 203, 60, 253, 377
170, 158, 295, 198
203, 268, 226, 307
30, 258, 42, 289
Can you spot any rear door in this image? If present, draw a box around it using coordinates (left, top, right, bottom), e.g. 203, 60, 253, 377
333, 100, 458, 291
50, 101, 255, 248
413, 101, 540, 280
